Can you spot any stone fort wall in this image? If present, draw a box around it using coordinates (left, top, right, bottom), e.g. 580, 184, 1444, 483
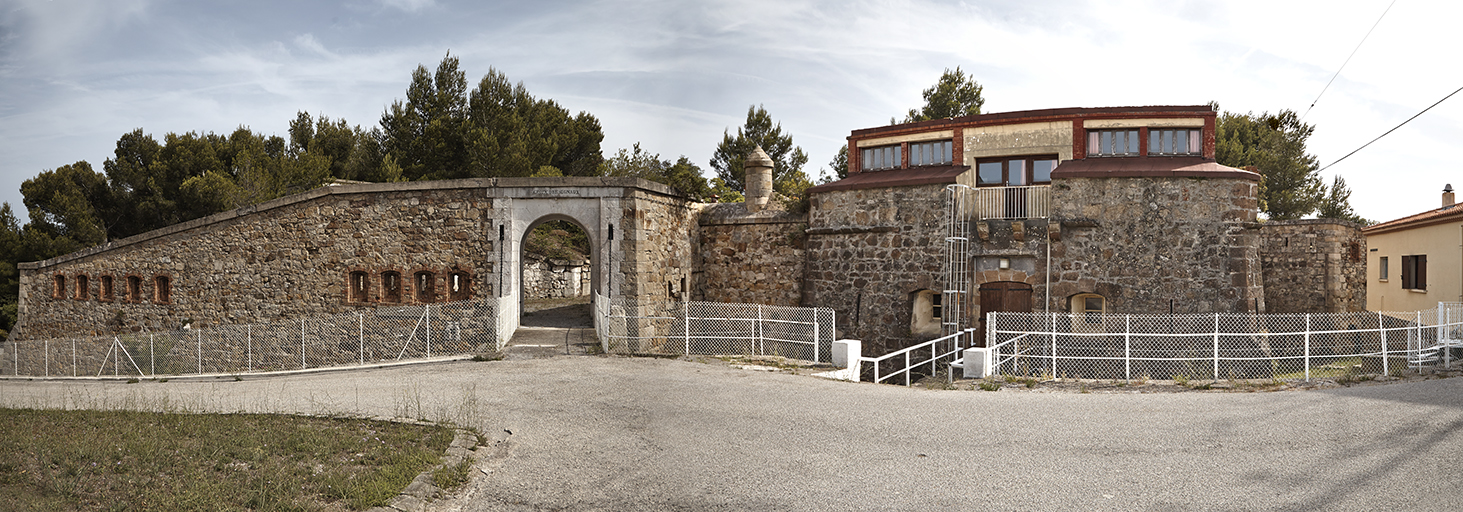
1049, 176, 1264, 315
14, 182, 496, 340
693, 203, 806, 307
1259, 219, 1367, 314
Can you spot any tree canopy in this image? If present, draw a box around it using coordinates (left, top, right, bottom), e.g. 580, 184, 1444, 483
1216, 109, 1328, 220
902, 67, 985, 123
709, 105, 809, 198
1317, 175, 1370, 225
380, 54, 604, 180
600, 143, 711, 201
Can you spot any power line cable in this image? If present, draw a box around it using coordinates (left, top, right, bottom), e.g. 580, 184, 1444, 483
1300, 0, 1397, 121
1319, 84, 1463, 173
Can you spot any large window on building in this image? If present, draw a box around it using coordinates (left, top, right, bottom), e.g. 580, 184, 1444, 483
976, 156, 1059, 186
861, 144, 901, 171
1087, 129, 1140, 156
1148, 128, 1202, 155
1402, 255, 1427, 290
908, 140, 953, 167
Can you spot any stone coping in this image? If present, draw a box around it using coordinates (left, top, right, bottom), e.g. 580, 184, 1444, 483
1262, 218, 1365, 229
698, 202, 807, 226
19, 177, 683, 270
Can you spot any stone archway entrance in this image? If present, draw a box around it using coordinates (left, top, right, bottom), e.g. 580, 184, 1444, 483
486, 177, 696, 346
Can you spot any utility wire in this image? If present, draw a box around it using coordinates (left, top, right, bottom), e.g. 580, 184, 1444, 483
1319, 84, 1463, 173
1300, 0, 1397, 122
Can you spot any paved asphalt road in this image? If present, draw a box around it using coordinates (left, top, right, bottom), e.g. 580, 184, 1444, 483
2, 356, 1460, 511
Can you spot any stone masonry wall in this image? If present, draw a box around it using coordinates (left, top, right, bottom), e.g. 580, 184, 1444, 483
523, 257, 591, 299
1259, 219, 1366, 313
805, 184, 948, 354
13, 183, 494, 341
619, 189, 698, 302
694, 203, 806, 307
1049, 176, 1263, 314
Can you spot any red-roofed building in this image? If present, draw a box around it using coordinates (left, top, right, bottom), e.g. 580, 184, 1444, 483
1362, 186, 1463, 311
804, 105, 1360, 353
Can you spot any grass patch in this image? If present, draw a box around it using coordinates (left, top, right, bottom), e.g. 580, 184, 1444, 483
0, 408, 457, 511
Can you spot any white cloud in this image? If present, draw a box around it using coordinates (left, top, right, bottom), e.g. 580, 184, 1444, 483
378, 0, 435, 13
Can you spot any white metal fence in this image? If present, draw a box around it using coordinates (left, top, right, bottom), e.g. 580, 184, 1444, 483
859, 328, 977, 385
594, 293, 836, 362
1, 296, 515, 378
986, 304, 1463, 382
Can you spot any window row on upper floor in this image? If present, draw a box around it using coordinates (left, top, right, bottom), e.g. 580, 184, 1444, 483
861, 140, 954, 171
346, 269, 476, 305
53, 273, 171, 304
1088, 128, 1202, 157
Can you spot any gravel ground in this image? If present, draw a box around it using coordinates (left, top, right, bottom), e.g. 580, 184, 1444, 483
2, 349, 1461, 511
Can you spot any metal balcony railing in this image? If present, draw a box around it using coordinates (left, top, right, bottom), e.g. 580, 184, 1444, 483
970, 185, 1050, 220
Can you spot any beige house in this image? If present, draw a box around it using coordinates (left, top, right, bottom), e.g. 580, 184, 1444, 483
1363, 186, 1463, 311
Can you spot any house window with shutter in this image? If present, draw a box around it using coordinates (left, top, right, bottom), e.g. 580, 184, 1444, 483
1402, 255, 1427, 291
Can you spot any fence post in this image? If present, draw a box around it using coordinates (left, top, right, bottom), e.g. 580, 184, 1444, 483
757, 304, 764, 356
149, 334, 155, 377
814, 311, 821, 363
72, 339, 77, 377
1381, 308, 1392, 377
1213, 314, 1220, 380
427, 305, 432, 359
44, 340, 48, 377
1124, 315, 1131, 382
1444, 302, 1453, 369
1304, 314, 1311, 382
1050, 313, 1057, 378
1416, 310, 1422, 369
684, 301, 690, 356
359, 312, 364, 365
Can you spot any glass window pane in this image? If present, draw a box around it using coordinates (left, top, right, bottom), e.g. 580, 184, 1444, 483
862, 149, 872, 170
943, 141, 953, 163
1033, 159, 1056, 183
917, 143, 927, 165
1175, 129, 1189, 154
1089, 132, 1100, 155
1188, 130, 1201, 154
978, 162, 1003, 184
1100, 132, 1112, 155
1008, 159, 1027, 186
1149, 131, 1159, 155
1085, 297, 1103, 313
893, 146, 902, 168
1127, 130, 1139, 154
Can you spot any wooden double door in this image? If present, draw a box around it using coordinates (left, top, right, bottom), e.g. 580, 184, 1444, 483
976, 281, 1032, 346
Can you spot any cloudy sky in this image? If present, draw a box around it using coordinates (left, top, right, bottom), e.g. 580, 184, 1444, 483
2, 0, 1459, 224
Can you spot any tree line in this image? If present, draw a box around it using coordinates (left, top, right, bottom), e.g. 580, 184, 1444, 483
0, 60, 1362, 338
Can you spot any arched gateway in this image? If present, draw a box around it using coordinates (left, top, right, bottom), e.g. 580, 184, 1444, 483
7, 177, 698, 343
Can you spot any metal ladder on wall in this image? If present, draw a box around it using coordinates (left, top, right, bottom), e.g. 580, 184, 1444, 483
942, 184, 973, 336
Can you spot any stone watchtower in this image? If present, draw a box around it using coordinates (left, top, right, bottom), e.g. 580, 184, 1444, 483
744, 146, 774, 212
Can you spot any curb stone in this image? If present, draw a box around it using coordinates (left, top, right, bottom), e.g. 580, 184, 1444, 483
367, 429, 479, 512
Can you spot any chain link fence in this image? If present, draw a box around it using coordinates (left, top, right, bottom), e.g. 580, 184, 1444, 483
986, 304, 1463, 381
594, 293, 836, 362
1, 296, 514, 378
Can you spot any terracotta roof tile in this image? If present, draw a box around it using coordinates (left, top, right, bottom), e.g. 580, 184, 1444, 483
807, 165, 969, 193
1363, 203, 1463, 234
